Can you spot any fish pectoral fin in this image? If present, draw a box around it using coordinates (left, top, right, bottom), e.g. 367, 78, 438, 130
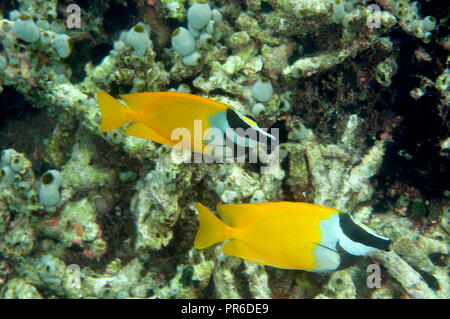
313, 242, 338, 253
126, 122, 175, 147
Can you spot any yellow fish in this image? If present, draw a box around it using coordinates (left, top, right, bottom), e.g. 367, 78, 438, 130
97, 90, 274, 155
194, 202, 391, 272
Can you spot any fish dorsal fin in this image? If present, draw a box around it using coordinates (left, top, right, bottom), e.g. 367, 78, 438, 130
216, 203, 271, 227
126, 122, 175, 147
119, 92, 159, 111
217, 201, 339, 228
254, 201, 340, 216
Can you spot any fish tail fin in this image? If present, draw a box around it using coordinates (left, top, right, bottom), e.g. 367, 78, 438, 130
97, 90, 134, 132
194, 202, 230, 249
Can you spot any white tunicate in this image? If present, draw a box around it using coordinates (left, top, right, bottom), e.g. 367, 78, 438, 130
213, 28, 222, 41
423, 16, 436, 32
9, 156, 24, 173
410, 1, 420, 13
166, 183, 176, 193
46, 9, 57, 20
162, 170, 175, 183
423, 32, 432, 44
40, 31, 54, 45
187, 22, 201, 38
50, 19, 67, 34
216, 164, 227, 176
410, 19, 420, 31
211, 9, 222, 24
38, 170, 63, 208
0, 166, 16, 184
213, 181, 225, 195
182, 51, 202, 66
221, 190, 238, 204
171, 27, 196, 56
252, 78, 273, 102
343, 0, 353, 12
332, 0, 346, 22
393, 1, 404, 12
414, 26, 425, 39
17, 180, 31, 192
0, 55, 7, 72
331, 275, 347, 291
36, 18, 50, 30
119, 30, 128, 43
205, 20, 216, 34
8, 57, 20, 67
252, 103, 266, 116
177, 84, 190, 93
2, 33, 16, 49
0, 149, 15, 165
187, 1, 212, 30
54, 34, 73, 58
294, 3, 306, 19
113, 40, 126, 52
277, 145, 289, 159
12, 15, 40, 43
1, 20, 12, 32
280, 92, 292, 111
125, 23, 151, 55
342, 15, 355, 28
250, 190, 265, 204
199, 32, 214, 49
292, 122, 310, 140
157, 145, 172, 158
9, 10, 21, 21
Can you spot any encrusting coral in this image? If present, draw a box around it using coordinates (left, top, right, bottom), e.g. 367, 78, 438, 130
0, 0, 447, 299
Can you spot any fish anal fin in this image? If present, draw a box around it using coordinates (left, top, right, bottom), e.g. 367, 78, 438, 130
126, 122, 175, 147
222, 240, 265, 264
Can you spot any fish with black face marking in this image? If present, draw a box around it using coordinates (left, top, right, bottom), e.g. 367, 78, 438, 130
96, 90, 275, 156
194, 202, 392, 272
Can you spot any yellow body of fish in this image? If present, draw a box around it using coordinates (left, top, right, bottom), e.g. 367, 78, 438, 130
195, 202, 392, 272
194, 202, 340, 271
97, 90, 231, 154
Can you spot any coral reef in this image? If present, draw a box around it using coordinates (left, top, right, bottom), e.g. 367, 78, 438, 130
0, 0, 448, 300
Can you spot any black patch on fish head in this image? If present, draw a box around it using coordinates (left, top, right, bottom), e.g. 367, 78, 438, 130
339, 213, 392, 251
335, 243, 362, 270
226, 108, 260, 142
